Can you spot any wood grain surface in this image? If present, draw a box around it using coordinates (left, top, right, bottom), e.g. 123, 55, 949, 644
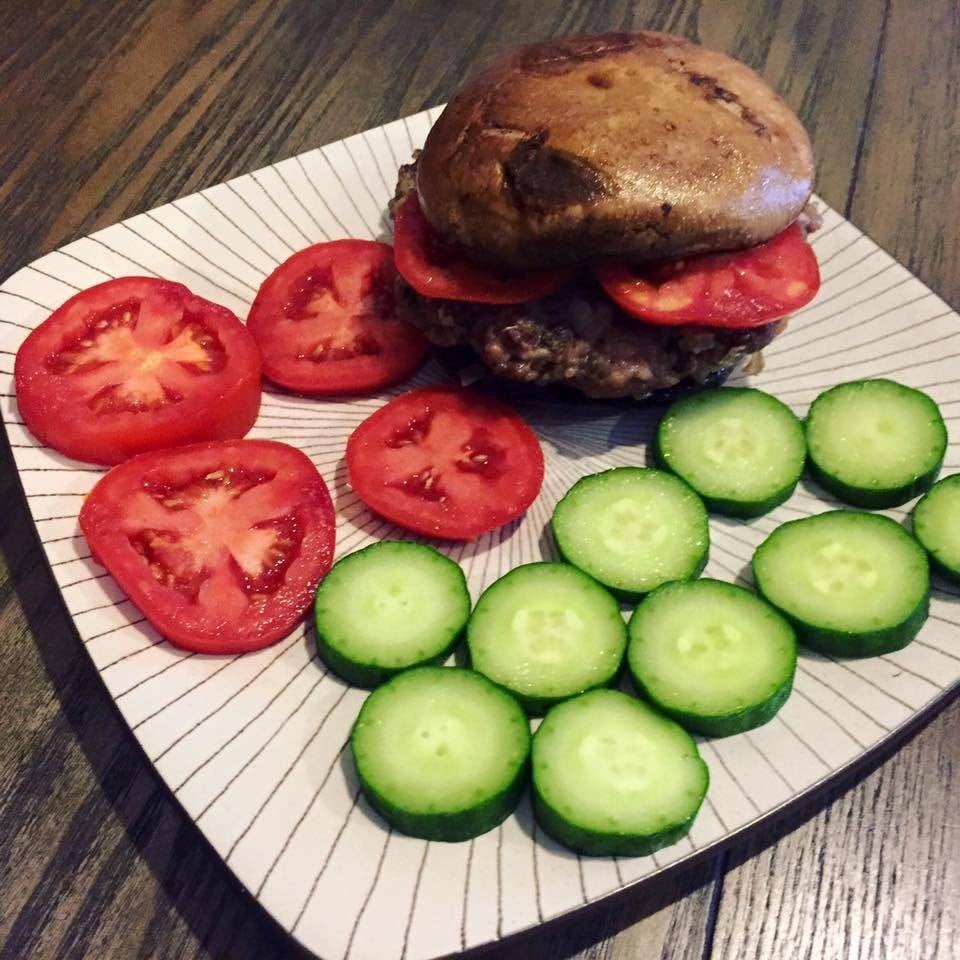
0, 2, 957, 958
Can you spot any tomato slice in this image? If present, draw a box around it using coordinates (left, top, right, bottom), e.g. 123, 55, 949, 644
593, 224, 820, 328
14, 277, 262, 465
346, 385, 544, 540
246, 240, 429, 395
393, 193, 573, 304
79, 440, 336, 654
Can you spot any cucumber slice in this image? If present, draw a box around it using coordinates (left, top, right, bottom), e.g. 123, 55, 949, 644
752, 511, 930, 657
532, 689, 708, 856
314, 541, 471, 687
912, 474, 960, 583
627, 579, 797, 737
467, 562, 627, 714
655, 388, 806, 517
351, 667, 530, 841
805, 379, 947, 508
551, 467, 709, 599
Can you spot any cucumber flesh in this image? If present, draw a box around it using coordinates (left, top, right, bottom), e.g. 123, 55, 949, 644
314, 541, 471, 687
351, 667, 530, 841
532, 689, 708, 856
628, 579, 797, 737
805, 379, 947, 508
551, 467, 709, 599
656, 387, 806, 517
467, 562, 627, 714
912, 474, 960, 583
752, 510, 930, 657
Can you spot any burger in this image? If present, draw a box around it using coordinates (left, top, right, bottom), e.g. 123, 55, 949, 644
388, 31, 821, 401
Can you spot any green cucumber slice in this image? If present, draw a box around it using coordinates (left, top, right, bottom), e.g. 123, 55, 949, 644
627, 579, 797, 736
351, 667, 530, 841
752, 510, 930, 657
912, 473, 960, 583
467, 562, 627, 714
532, 689, 709, 856
314, 541, 471, 687
805, 379, 947, 508
655, 387, 806, 517
551, 467, 709, 599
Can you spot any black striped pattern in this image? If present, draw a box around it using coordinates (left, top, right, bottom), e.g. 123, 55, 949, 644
1, 105, 959, 960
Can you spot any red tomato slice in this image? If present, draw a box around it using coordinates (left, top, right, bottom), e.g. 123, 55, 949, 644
246, 240, 429, 395
593, 224, 821, 328
393, 193, 573, 304
346, 385, 544, 540
15, 277, 261, 465
79, 440, 335, 654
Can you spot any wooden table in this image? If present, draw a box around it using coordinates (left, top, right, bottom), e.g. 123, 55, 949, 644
1, 2, 957, 957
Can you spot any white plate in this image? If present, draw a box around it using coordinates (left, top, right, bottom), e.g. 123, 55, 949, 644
2, 107, 959, 960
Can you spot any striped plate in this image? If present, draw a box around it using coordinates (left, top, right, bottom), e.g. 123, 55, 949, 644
2, 107, 958, 960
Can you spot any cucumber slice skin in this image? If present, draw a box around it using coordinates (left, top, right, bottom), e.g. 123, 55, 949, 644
806, 459, 944, 511
316, 630, 461, 689
551, 467, 710, 601
925, 555, 960, 586
467, 562, 628, 716
655, 441, 798, 518
360, 757, 529, 843
314, 541, 471, 688
911, 475, 960, 584
630, 670, 794, 738
533, 790, 696, 858
582, 556, 709, 605
627, 580, 798, 738
531, 690, 709, 857
752, 512, 931, 658
351, 667, 531, 842
805, 380, 947, 509
465, 658, 625, 717
655, 388, 806, 518
766, 594, 930, 658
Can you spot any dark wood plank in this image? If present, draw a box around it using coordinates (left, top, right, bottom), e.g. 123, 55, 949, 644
710, 697, 960, 960
492, 859, 720, 960
848, 0, 960, 305
0, 1, 955, 959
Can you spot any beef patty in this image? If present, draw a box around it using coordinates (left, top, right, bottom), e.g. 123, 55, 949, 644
395, 275, 779, 400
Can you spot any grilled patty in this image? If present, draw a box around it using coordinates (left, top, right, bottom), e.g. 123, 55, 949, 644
395, 275, 778, 400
